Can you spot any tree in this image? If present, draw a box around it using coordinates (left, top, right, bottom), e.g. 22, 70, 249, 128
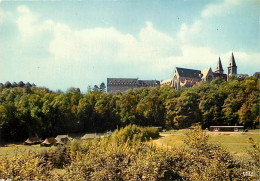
4, 81, 12, 88
93, 85, 99, 91
18, 81, 25, 87
99, 82, 106, 92
238, 91, 260, 128
166, 90, 201, 128
12, 82, 18, 88
199, 87, 227, 128
67, 87, 81, 94
25, 82, 32, 87
136, 88, 165, 127
23, 85, 32, 94
0, 83, 4, 91
119, 89, 140, 126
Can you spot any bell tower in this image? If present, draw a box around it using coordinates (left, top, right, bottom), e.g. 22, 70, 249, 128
227, 52, 237, 80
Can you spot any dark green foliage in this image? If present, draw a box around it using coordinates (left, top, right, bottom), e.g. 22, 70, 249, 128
99, 82, 106, 92
12, 82, 18, 87
0, 77, 259, 142
4, 81, 12, 88
17, 81, 25, 87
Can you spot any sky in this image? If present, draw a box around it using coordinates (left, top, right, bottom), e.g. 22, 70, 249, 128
0, 0, 259, 92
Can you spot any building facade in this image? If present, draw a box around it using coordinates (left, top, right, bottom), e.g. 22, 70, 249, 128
162, 53, 239, 90
107, 78, 160, 94
107, 53, 248, 93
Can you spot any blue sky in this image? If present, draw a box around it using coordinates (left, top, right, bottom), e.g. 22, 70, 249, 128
0, 0, 259, 91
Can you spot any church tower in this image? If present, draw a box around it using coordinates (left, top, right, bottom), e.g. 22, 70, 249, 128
227, 52, 237, 80
215, 57, 224, 74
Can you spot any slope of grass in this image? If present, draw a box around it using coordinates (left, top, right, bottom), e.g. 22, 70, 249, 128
0, 144, 50, 157
154, 129, 260, 160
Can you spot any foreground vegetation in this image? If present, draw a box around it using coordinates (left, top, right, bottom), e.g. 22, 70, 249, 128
0, 125, 259, 180
0, 76, 259, 142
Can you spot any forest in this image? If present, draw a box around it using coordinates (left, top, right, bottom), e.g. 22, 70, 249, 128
0, 77, 259, 142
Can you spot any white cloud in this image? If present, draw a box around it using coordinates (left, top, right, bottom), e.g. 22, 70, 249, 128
0, 10, 3, 24
16, 5, 54, 39
14, 5, 181, 88
15, 6, 178, 64
177, 20, 202, 44
202, 0, 243, 18
48, 21, 179, 63
11, 5, 259, 90
150, 45, 260, 77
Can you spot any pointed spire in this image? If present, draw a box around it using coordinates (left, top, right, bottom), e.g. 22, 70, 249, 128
229, 52, 237, 67
215, 57, 224, 74
216, 57, 224, 71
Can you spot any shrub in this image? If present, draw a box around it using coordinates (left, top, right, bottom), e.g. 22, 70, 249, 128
0, 150, 53, 180
244, 138, 260, 180
111, 124, 160, 144
180, 126, 246, 180
60, 138, 181, 180
41, 145, 71, 169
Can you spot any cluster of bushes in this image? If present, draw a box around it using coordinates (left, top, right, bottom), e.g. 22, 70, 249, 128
0, 77, 259, 142
111, 124, 160, 143
0, 150, 53, 180
1, 125, 259, 180
41, 146, 71, 169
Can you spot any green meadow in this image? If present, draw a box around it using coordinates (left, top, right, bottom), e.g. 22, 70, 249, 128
154, 129, 260, 160
1, 129, 259, 161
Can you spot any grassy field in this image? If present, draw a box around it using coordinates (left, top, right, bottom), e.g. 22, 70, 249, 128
1, 129, 259, 160
153, 129, 260, 160
0, 132, 106, 156
0, 144, 50, 157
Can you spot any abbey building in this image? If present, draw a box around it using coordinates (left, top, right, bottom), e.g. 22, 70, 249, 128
161, 53, 245, 90
107, 53, 247, 93
107, 78, 160, 94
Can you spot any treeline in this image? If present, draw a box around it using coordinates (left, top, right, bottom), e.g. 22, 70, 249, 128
0, 81, 36, 89
0, 77, 259, 141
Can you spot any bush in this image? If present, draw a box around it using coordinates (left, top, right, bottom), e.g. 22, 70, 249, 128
60, 138, 182, 180
111, 124, 160, 144
0, 150, 53, 180
41, 145, 71, 169
180, 126, 248, 180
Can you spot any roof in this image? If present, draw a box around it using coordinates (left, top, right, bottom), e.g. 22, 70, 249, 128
107, 78, 160, 86
41, 137, 57, 145
229, 52, 237, 67
210, 126, 244, 128
216, 57, 224, 71
176, 67, 201, 79
81, 133, 100, 140
160, 78, 172, 85
55, 135, 72, 142
107, 78, 138, 85
24, 137, 41, 144
201, 68, 212, 80
139, 80, 160, 86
